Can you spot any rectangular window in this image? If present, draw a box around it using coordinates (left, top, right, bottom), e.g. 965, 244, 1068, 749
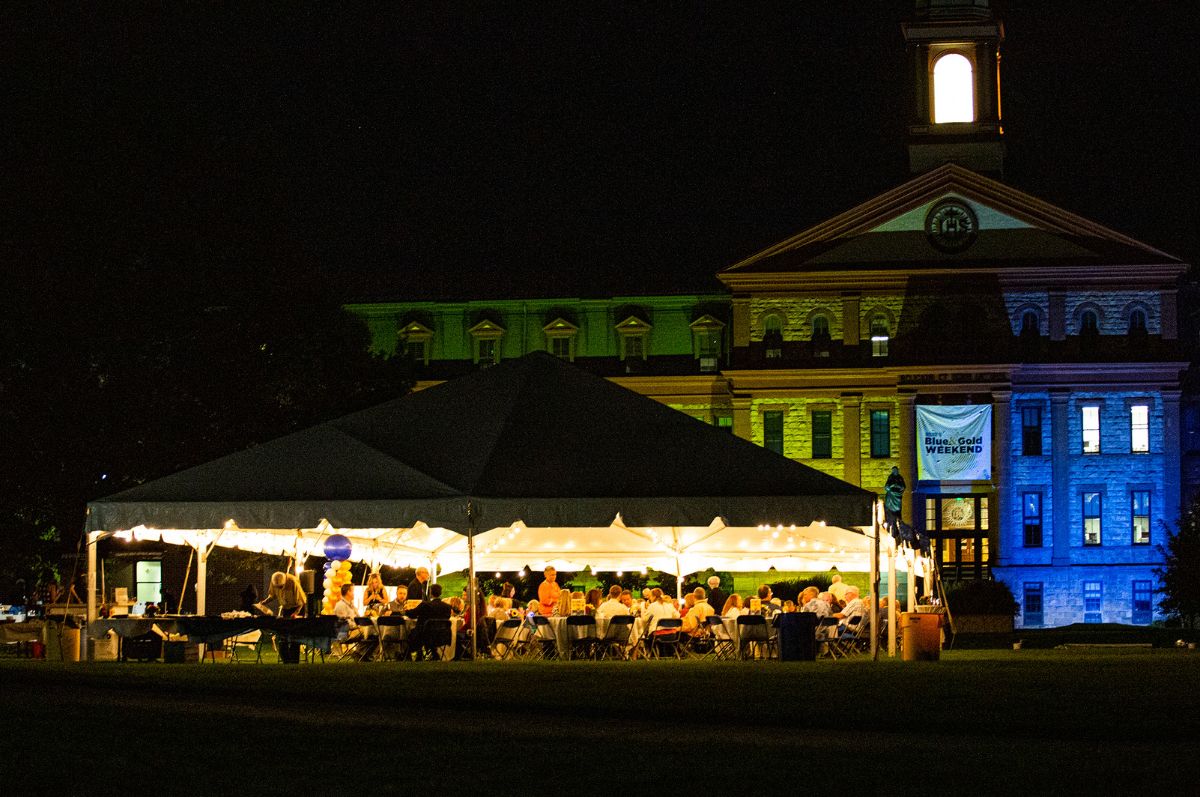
478, 338, 498, 365
135, 561, 162, 605
763, 411, 784, 455
1023, 583, 1044, 627
1083, 492, 1102, 545
1083, 581, 1102, 623
870, 410, 890, 458
1021, 407, 1042, 456
1022, 492, 1043, 547
623, 335, 645, 360
811, 411, 832, 459
1131, 490, 1151, 545
405, 339, 427, 363
715, 415, 733, 434
550, 336, 572, 359
1130, 404, 1149, 453
1081, 405, 1101, 454
1132, 580, 1153, 625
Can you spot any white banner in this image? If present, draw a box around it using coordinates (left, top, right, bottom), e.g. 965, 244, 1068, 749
916, 405, 992, 481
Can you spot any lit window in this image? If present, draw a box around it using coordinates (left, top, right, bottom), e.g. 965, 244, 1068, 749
715, 415, 733, 434
870, 409, 890, 458
1128, 309, 1147, 336
1083, 492, 1102, 546
870, 316, 889, 358
690, 314, 725, 373
136, 561, 162, 604
1021, 406, 1042, 456
1132, 580, 1153, 624
811, 411, 832, 459
1132, 491, 1151, 545
1081, 406, 1101, 454
1130, 405, 1149, 453
763, 411, 784, 455
1022, 493, 1042, 548
933, 53, 974, 123
1023, 583, 1044, 627
1083, 581, 1102, 623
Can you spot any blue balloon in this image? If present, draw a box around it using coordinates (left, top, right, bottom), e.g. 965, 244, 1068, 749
323, 534, 352, 561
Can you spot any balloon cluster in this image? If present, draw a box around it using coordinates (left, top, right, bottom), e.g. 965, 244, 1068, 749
322, 559, 353, 615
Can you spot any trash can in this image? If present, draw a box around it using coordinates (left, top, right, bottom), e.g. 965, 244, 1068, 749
43, 619, 82, 662
900, 612, 941, 661
778, 612, 819, 661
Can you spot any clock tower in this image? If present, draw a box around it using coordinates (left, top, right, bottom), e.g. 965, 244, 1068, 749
902, 0, 1005, 177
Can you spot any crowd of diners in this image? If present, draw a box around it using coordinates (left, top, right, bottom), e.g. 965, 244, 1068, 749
322, 565, 876, 660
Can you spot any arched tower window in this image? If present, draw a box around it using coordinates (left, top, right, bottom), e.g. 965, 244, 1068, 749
811, 314, 831, 357
1020, 310, 1040, 338
1079, 310, 1100, 337
870, 315, 890, 358
933, 53, 974, 123
1128, 309, 1148, 336
763, 314, 783, 359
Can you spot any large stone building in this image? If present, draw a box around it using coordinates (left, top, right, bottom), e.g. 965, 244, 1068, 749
347, 1, 1193, 628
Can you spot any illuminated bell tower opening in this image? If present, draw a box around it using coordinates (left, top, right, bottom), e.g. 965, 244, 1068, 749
903, 0, 1005, 177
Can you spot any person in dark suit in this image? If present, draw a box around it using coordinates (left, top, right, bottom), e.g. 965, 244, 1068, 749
408, 583, 453, 659
706, 576, 729, 621
408, 567, 431, 602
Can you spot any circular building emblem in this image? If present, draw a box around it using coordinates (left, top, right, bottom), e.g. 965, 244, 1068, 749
924, 199, 979, 253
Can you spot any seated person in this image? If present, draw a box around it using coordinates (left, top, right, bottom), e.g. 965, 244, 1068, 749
552, 589, 573, 617
620, 590, 634, 612
596, 585, 628, 619
333, 584, 364, 643
384, 585, 410, 616
642, 588, 680, 633
681, 587, 714, 636
800, 586, 832, 618
362, 572, 389, 614
834, 586, 866, 630
782, 600, 797, 613
722, 593, 744, 618
585, 589, 603, 614
755, 585, 781, 617
408, 583, 454, 659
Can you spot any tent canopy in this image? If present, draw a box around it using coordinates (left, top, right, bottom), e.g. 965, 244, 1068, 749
87, 352, 876, 538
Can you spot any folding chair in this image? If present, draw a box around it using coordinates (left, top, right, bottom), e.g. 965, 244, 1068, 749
817, 616, 841, 658
411, 618, 453, 661
596, 615, 635, 660
529, 615, 559, 660
650, 618, 684, 659
839, 616, 869, 656
707, 615, 736, 660
566, 615, 599, 660
377, 615, 410, 661
736, 615, 771, 660
333, 618, 374, 662
490, 618, 528, 660
226, 629, 266, 663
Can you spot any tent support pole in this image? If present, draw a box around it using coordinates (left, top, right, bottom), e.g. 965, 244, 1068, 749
467, 502, 477, 662
906, 549, 917, 615
887, 542, 897, 657
871, 500, 880, 661
86, 532, 101, 660
196, 545, 209, 660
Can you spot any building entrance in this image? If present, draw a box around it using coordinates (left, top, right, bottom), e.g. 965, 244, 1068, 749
922, 494, 991, 581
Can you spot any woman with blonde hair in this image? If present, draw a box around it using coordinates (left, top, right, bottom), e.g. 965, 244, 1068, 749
554, 587, 573, 617
363, 572, 389, 611
722, 593, 744, 618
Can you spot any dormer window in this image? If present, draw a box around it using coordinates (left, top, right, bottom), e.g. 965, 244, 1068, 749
870, 315, 890, 358
689, 314, 725, 373
933, 52, 974, 123
398, 321, 433, 365
811, 314, 831, 357
615, 315, 652, 363
468, 318, 505, 366
542, 317, 579, 362
763, 314, 783, 359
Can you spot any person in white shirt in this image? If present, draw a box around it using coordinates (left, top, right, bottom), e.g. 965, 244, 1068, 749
334, 584, 363, 642
642, 587, 680, 632
834, 586, 866, 630
829, 573, 850, 602
596, 585, 630, 619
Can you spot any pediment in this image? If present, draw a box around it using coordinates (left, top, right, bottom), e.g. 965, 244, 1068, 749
614, 315, 653, 333
721, 164, 1182, 283
468, 318, 506, 337
542, 317, 579, 335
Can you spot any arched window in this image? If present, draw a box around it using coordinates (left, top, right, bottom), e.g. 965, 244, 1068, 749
870, 315, 890, 358
933, 53, 974, 123
811, 314, 831, 357
1128, 309, 1148, 336
1020, 310, 1040, 338
1079, 310, 1100, 337
763, 314, 783, 359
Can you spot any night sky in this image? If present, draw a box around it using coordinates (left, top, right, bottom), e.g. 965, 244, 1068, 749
5, 1, 1197, 305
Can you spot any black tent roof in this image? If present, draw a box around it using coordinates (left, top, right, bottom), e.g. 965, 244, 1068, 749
87, 353, 875, 533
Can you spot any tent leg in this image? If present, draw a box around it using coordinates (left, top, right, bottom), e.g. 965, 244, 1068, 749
86, 532, 100, 660
467, 503, 477, 662
870, 502, 880, 661
906, 550, 917, 614
196, 547, 208, 660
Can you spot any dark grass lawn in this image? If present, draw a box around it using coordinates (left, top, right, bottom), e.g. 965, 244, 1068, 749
2, 650, 1198, 795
